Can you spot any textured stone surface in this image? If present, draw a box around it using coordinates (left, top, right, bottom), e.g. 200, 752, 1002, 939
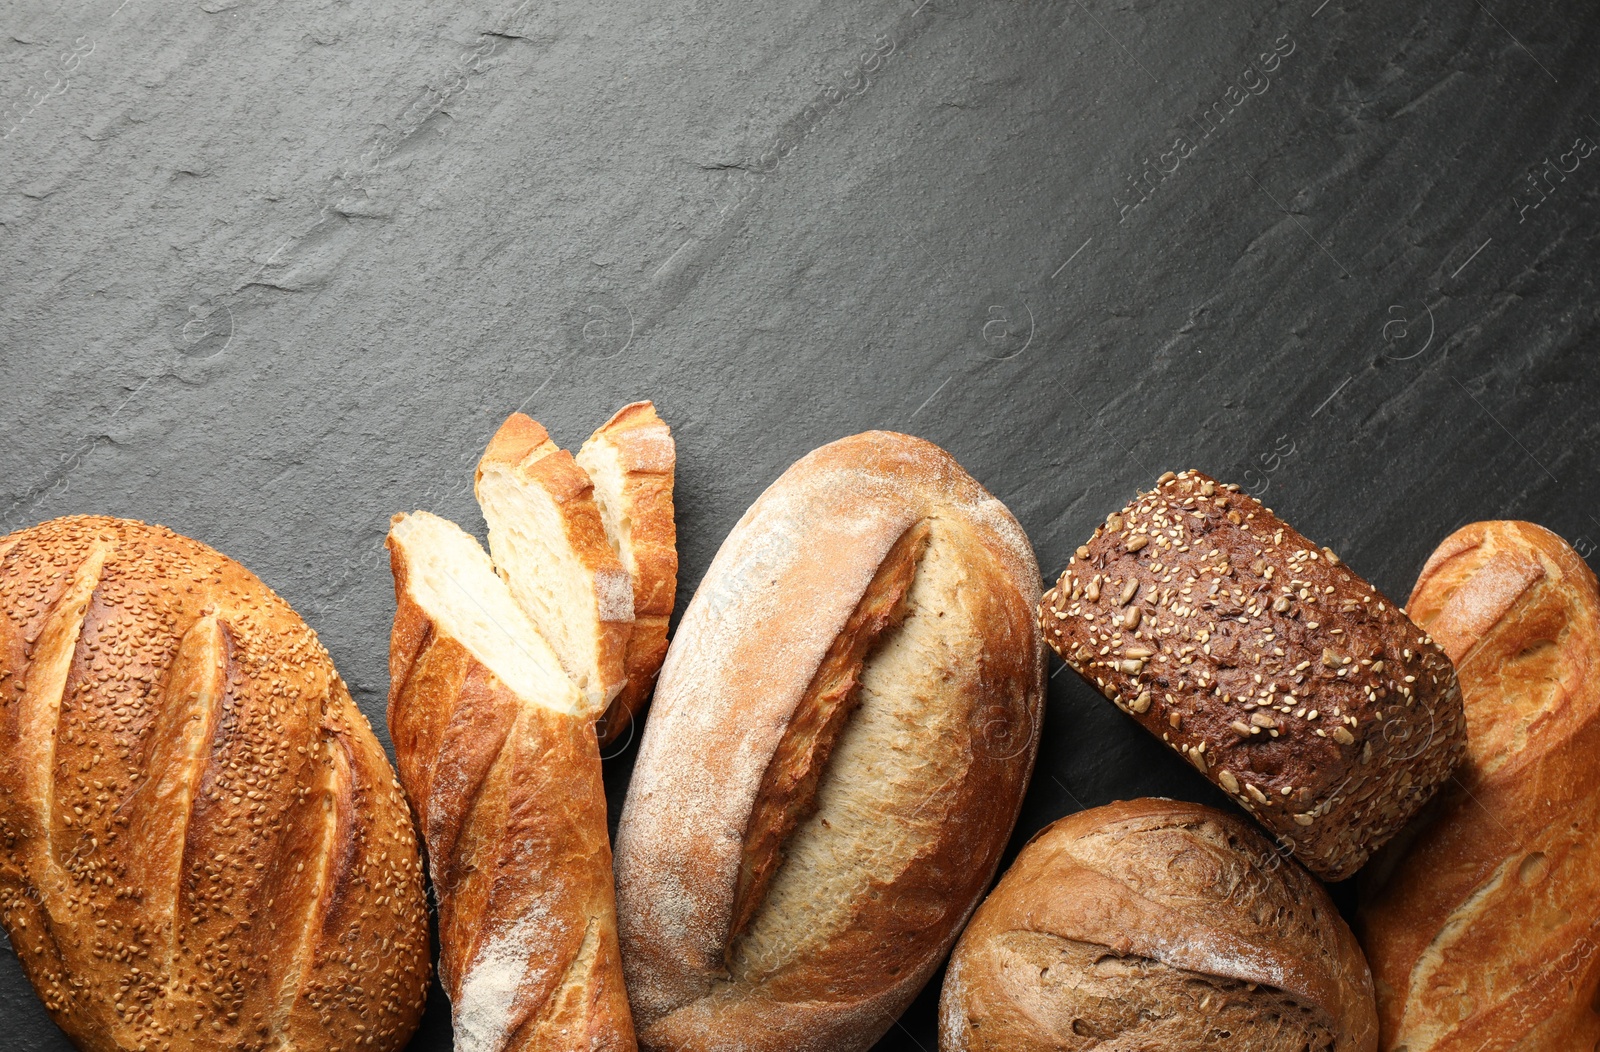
2, 0, 1597, 1047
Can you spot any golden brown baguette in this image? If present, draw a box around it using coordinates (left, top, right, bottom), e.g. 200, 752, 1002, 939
940, 799, 1379, 1051
386, 511, 635, 1052
0, 515, 430, 1052
1040, 469, 1466, 879
613, 431, 1045, 1052
1358, 521, 1600, 1050
576, 401, 677, 745
475, 413, 633, 717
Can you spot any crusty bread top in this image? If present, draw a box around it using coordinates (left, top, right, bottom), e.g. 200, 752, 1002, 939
615, 431, 1042, 1035
1358, 521, 1600, 1050
1041, 469, 1465, 880
476, 413, 632, 717
0, 515, 430, 1052
942, 799, 1378, 1052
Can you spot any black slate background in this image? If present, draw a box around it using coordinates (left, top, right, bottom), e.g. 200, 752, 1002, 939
3, 0, 1598, 1046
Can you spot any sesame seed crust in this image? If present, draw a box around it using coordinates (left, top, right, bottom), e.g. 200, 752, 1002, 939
1038, 470, 1467, 881
0, 515, 430, 1052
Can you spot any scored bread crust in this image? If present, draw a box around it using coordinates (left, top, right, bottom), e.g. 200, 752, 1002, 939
939, 799, 1379, 1052
1039, 469, 1466, 880
577, 401, 678, 746
1358, 521, 1600, 1051
386, 512, 635, 1052
0, 515, 430, 1052
613, 431, 1045, 1052
476, 412, 632, 718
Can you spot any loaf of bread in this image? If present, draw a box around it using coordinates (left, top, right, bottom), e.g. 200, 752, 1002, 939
0, 515, 430, 1052
476, 412, 633, 716
613, 431, 1045, 1052
386, 511, 635, 1052
1358, 521, 1600, 1050
1039, 469, 1466, 879
576, 402, 677, 745
940, 799, 1379, 1051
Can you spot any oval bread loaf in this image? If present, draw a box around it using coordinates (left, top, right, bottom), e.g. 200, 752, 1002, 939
1358, 521, 1600, 1050
613, 431, 1046, 1052
940, 799, 1378, 1052
0, 516, 430, 1052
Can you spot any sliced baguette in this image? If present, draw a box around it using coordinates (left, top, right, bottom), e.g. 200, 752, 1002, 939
577, 401, 678, 744
386, 511, 635, 1052
475, 413, 633, 719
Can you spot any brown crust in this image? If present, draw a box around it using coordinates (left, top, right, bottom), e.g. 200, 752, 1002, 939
1358, 521, 1600, 1050
728, 518, 929, 946
578, 401, 678, 745
477, 412, 631, 716
939, 799, 1378, 1052
386, 515, 636, 1052
0, 515, 429, 1052
1039, 469, 1466, 880
614, 431, 1045, 1052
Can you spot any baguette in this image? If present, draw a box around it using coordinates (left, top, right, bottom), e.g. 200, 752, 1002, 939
475, 413, 632, 717
1358, 521, 1600, 1050
613, 431, 1045, 1052
940, 799, 1378, 1051
576, 401, 677, 745
386, 511, 635, 1052
1039, 469, 1466, 879
0, 515, 430, 1052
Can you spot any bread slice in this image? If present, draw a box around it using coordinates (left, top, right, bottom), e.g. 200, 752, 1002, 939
577, 401, 678, 744
475, 413, 632, 719
386, 511, 636, 1052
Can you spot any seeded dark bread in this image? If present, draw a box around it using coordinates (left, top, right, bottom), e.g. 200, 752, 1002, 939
0, 516, 430, 1052
1038, 469, 1466, 880
939, 798, 1379, 1052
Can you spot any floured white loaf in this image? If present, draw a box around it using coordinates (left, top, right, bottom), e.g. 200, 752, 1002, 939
613, 431, 1046, 1052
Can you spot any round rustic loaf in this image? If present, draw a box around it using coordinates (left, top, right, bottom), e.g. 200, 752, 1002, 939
0, 516, 430, 1052
940, 798, 1379, 1052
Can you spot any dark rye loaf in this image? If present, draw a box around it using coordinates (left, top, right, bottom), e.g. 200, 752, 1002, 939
1038, 470, 1465, 880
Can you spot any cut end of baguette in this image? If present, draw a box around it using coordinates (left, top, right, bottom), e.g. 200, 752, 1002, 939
476, 414, 632, 719
578, 401, 678, 744
388, 511, 582, 718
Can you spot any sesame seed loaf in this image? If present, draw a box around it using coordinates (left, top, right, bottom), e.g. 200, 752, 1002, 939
0, 516, 431, 1052
1358, 521, 1600, 1050
938, 798, 1379, 1052
1038, 470, 1466, 880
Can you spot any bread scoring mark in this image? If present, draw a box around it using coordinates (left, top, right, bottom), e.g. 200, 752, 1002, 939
453, 899, 554, 1052
28, 542, 109, 874
502, 917, 600, 1051
122, 613, 226, 978
728, 518, 931, 953
270, 730, 354, 1043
